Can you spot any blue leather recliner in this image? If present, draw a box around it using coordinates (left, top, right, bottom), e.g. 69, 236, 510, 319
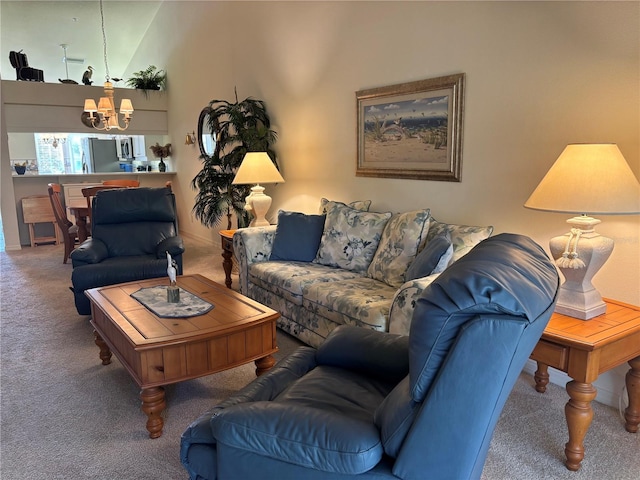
70, 187, 184, 315
181, 233, 559, 480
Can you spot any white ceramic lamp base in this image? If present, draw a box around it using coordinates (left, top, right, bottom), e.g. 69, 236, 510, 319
244, 185, 271, 227
548, 216, 613, 320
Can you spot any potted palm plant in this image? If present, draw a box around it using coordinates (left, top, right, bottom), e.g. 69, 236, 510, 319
126, 65, 166, 96
191, 92, 278, 230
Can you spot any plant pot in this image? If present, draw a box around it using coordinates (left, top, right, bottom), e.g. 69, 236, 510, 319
14, 165, 26, 175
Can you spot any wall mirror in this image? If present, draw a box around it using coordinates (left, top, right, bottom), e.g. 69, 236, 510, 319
197, 106, 216, 158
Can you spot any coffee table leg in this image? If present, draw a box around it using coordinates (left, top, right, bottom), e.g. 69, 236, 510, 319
624, 356, 640, 433
564, 380, 597, 471
140, 386, 166, 439
93, 330, 112, 365
534, 362, 549, 393
255, 355, 276, 376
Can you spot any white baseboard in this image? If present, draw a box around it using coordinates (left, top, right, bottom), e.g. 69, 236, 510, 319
522, 359, 627, 409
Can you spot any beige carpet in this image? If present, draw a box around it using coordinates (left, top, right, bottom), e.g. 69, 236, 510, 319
1, 237, 638, 479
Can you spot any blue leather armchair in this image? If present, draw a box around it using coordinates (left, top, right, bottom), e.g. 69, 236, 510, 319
181, 233, 559, 480
70, 187, 184, 315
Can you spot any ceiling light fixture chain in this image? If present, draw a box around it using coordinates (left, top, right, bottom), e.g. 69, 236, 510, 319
99, 0, 110, 82
83, 0, 133, 131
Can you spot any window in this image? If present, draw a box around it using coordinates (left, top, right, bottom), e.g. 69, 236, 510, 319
34, 134, 67, 174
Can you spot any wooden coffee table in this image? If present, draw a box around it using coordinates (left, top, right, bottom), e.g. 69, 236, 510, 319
85, 274, 279, 438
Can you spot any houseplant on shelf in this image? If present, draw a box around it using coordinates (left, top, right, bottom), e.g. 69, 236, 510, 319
126, 65, 166, 96
191, 92, 279, 230
149, 143, 171, 172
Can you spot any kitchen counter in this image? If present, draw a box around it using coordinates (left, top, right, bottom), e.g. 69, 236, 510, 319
12, 172, 175, 179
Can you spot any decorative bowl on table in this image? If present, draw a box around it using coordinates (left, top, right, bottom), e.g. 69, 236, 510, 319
14, 165, 26, 175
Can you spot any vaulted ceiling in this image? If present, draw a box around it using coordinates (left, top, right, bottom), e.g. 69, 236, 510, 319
1, 1, 161, 86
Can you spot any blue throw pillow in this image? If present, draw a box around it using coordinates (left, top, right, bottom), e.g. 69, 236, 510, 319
270, 211, 326, 262
405, 233, 452, 281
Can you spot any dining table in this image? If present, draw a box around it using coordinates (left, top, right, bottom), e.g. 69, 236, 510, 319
68, 205, 90, 243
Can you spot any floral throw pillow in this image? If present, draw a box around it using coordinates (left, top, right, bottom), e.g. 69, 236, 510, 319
367, 209, 431, 288
426, 218, 493, 264
315, 203, 392, 273
319, 198, 372, 214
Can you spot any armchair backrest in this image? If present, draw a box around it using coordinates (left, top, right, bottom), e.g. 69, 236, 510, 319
91, 187, 178, 258
376, 234, 558, 479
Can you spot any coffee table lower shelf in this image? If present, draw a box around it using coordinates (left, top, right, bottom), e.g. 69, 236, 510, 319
86, 274, 279, 438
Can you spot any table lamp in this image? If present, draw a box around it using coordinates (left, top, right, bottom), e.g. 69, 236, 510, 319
524, 143, 640, 319
232, 152, 284, 227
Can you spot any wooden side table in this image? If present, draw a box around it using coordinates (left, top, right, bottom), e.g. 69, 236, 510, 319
219, 230, 236, 288
530, 299, 640, 471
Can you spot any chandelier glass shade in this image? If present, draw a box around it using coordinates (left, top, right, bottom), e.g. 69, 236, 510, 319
83, 0, 133, 131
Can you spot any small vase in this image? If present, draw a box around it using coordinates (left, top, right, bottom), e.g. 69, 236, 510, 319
158, 158, 166, 172
14, 165, 26, 175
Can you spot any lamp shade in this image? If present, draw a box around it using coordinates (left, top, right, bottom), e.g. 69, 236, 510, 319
524, 144, 640, 215
84, 99, 98, 113
232, 152, 284, 185
119, 98, 134, 113
97, 97, 112, 114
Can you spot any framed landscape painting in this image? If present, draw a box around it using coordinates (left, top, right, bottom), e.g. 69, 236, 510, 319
356, 73, 465, 181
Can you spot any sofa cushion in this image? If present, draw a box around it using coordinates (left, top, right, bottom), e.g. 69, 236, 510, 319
302, 277, 397, 331
315, 204, 392, 273
249, 262, 362, 305
270, 211, 326, 262
319, 198, 371, 214
425, 218, 493, 263
367, 209, 431, 288
405, 231, 452, 281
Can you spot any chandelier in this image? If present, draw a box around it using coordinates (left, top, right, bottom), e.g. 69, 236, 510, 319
83, 0, 133, 131
43, 135, 66, 148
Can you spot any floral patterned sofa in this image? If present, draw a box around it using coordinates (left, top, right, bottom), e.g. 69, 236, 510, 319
233, 199, 493, 348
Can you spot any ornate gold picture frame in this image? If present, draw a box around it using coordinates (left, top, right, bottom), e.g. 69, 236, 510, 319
356, 73, 465, 181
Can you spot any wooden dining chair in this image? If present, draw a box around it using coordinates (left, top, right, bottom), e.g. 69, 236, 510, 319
102, 179, 140, 187
47, 183, 79, 264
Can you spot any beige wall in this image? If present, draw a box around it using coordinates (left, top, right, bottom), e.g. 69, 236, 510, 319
130, 1, 638, 303
104, 1, 640, 405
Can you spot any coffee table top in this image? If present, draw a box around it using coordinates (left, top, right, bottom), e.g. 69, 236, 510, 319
85, 274, 279, 348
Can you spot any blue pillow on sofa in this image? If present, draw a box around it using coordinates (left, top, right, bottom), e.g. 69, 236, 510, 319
270, 211, 326, 262
405, 233, 452, 281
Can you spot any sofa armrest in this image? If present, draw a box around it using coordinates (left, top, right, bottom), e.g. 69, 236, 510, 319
316, 326, 409, 382
69, 238, 109, 266
233, 226, 277, 294
387, 273, 440, 335
155, 236, 185, 258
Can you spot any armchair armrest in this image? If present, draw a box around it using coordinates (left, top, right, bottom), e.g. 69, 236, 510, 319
316, 326, 409, 382
69, 238, 109, 266
233, 226, 277, 294
155, 236, 185, 258
388, 273, 440, 335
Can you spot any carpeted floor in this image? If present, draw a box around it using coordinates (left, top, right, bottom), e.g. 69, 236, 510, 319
1, 237, 638, 479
